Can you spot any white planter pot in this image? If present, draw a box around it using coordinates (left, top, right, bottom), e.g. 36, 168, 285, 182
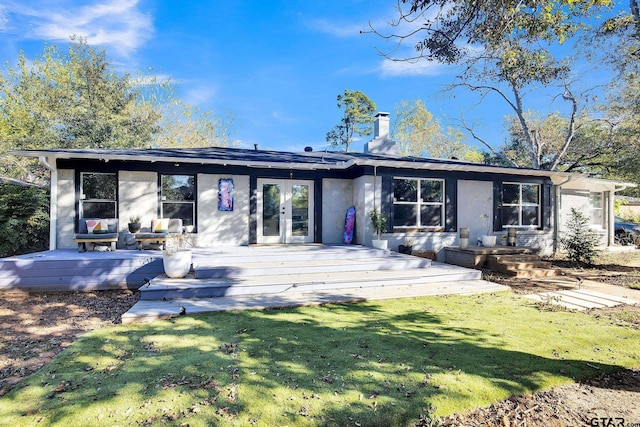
481, 235, 497, 248
371, 239, 388, 250
163, 250, 192, 278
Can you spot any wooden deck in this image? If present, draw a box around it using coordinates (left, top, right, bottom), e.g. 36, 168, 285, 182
0, 245, 512, 323
0, 249, 165, 292
443, 246, 539, 269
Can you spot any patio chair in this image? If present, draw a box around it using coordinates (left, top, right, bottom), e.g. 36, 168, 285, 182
74, 218, 119, 252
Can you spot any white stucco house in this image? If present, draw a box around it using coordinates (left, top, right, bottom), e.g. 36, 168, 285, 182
12, 113, 634, 258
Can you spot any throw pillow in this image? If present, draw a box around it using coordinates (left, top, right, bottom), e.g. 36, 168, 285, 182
152, 218, 169, 233
86, 219, 109, 234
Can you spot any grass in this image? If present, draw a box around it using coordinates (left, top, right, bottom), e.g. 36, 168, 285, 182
1, 292, 640, 426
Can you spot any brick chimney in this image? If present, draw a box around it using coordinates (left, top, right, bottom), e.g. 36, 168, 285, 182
365, 112, 398, 155
374, 112, 390, 138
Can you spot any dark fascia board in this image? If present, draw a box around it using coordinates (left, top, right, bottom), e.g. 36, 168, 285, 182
11, 146, 576, 180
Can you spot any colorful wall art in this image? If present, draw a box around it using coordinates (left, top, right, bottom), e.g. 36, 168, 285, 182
218, 179, 234, 211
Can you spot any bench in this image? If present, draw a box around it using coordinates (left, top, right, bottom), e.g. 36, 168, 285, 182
74, 218, 119, 252
134, 219, 183, 250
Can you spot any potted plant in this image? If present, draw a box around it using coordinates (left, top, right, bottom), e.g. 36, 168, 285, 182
128, 215, 142, 233
398, 237, 414, 255
369, 208, 388, 250
163, 233, 192, 279
480, 213, 497, 247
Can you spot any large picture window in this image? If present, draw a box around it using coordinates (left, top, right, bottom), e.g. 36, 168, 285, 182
80, 172, 117, 218
589, 192, 603, 227
393, 178, 444, 229
161, 174, 195, 226
501, 183, 540, 227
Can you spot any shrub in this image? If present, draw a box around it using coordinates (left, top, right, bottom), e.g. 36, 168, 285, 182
0, 183, 50, 257
560, 208, 600, 265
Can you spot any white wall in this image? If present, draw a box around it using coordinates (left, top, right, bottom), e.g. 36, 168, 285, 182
197, 174, 250, 246
118, 171, 158, 232
321, 178, 354, 244
352, 175, 381, 246
559, 188, 607, 246
56, 169, 76, 249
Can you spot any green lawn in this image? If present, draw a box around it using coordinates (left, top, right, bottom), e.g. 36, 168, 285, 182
1, 291, 639, 426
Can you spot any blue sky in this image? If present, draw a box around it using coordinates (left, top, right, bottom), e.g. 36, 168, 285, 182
0, 0, 609, 153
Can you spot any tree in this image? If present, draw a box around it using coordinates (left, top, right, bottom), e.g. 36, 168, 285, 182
140, 81, 236, 148
371, 1, 613, 170
326, 90, 376, 151
391, 99, 471, 159
0, 38, 236, 184
560, 208, 600, 265
0, 38, 161, 183
0, 183, 49, 257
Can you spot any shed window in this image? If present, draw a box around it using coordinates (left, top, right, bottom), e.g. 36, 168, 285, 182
590, 192, 603, 227
393, 178, 444, 228
80, 172, 117, 218
161, 174, 195, 227
501, 183, 540, 227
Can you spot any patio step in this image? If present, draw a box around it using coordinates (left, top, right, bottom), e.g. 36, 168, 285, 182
488, 254, 562, 278
139, 262, 480, 300
486, 254, 543, 270
124, 279, 509, 323
193, 252, 431, 279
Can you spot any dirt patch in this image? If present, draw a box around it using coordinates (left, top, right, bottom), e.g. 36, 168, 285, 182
439, 368, 640, 426
0, 290, 138, 396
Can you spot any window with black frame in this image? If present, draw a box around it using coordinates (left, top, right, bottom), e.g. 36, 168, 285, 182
501, 183, 540, 227
80, 172, 117, 218
393, 178, 444, 229
161, 174, 195, 227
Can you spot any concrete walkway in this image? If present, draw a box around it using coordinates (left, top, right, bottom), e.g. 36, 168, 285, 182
524, 277, 640, 311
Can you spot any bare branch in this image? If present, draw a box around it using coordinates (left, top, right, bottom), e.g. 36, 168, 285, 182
549, 85, 579, 171
458, 116, 520, 168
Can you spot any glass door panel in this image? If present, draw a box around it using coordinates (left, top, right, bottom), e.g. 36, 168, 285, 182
291, 184, 309, 237
262, 183, 281, 237
257, 179, 314, 244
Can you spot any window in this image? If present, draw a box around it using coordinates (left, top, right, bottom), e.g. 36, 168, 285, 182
161, 174, 195, 227
501, 183, 540, 227
80, 172, 117, 218
590, 192, 603, 227
393, 178, 444, 228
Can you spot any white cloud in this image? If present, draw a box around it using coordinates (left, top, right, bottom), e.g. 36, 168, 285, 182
379, 58, 450, 77
0, 5, 9, 31
0, 0, 153, 56
183, 84, 218, 106
306, 18, 365, 38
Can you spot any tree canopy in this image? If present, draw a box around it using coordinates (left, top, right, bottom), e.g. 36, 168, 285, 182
0, 38, 234, 184
326, 89, 376, 151
371, 1, 624, 172
391, 99, 475, 159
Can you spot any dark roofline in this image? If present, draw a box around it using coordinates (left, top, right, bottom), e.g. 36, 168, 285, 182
10, 145, 572, 179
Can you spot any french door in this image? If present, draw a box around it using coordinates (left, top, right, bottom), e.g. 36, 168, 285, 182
257, 179, 314, 244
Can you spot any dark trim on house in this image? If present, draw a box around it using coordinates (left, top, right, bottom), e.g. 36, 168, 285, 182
445, 178, 457, 232
249, 176, 257, 245
314, 177, 322, 243
156, 173, 198, 230
74, 170, 119, 233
